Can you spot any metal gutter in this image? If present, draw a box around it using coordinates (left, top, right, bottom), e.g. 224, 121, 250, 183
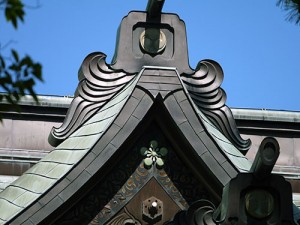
232, 108, 300, 123
0, 93, 73, 108
2, 94, 300, 123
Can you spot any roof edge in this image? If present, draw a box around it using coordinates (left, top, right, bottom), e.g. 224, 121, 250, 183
2, 94, 299, 123
232, 108, 300, 123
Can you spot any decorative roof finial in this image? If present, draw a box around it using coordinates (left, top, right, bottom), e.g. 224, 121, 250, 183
146, 0, 165, 18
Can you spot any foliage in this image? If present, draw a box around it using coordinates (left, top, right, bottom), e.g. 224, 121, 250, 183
4, 0, 25, 28
0, 50, 42, 107
277, 0, 300, 25
0, 0, 43, 119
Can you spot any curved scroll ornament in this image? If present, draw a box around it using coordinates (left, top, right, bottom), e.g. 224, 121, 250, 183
181, 59, 251, 153
48, 52, 136, 147
106, 207, 141, 225
166, 200, 216, 225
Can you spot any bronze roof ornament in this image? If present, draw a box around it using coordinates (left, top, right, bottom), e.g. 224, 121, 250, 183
168, 138, 296, 225
49, 0, 251, 153
146, 0, 165, 18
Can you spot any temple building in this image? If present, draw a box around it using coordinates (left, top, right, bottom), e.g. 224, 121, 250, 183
0, 1, 299, 224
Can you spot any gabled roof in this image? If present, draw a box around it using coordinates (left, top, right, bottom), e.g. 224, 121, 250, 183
0, 68, 141, 224
0, 8, 253, 224
0, 63, 250, 224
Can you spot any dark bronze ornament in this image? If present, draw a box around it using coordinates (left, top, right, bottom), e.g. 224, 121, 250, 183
146, 0, 165, 18
181, 60, 251, 153
213, 137, 296, 225
166, 200, 216, 225
49, 8, 250, 153
167, 138, 296, 225
142, 197, 163, 224
139, 28, 167, 55
106, 207, 141, 225
48, 53, 136, 146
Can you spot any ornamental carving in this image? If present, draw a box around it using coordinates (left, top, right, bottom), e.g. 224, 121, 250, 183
140, 140, 168, 169
48, 52, 136, 147
106, 207, 141, 225
181, 60, 251, 153
55, 128, 213, 225
142, 197, 163, 224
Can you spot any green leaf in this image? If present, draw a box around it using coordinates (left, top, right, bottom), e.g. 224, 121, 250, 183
32, 63, 43, 81
0, 56, 6, 68
277, 0, 300, 25
0, 77, 12, 85
5, 0, 25, 29
8, 64, 20, 72
11, 49, 19, 62
5, 7, 12, 22
20, 56, 33, 67
28, 87, 38, 103
24, 78, 35, 87
0, 0, 44, 119
24, 69, 29, 77
4, 71, 13, 83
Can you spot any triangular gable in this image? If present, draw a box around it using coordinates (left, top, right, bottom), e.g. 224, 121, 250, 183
0, 66, 250, 224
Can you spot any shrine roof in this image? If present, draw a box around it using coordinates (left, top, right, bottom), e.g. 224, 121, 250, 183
0, 65, 252, 224
0, 71, 141, 224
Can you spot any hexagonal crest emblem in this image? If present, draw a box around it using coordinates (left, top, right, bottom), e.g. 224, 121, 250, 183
142, 196, 163, 224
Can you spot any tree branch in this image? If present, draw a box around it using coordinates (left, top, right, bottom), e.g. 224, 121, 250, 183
24, 0, 41, 10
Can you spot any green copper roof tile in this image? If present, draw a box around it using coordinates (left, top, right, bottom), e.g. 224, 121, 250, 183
194, 104, 251, 172
83, 109, 112, 126
72, 123, 105, 137
40, 149, 88, 165
55, 135, 99, 150
0, 186, 26, 203
70, 88, 132, 138
25, 162, 59, 176
0, 199, 22, 222
45, 164, 73, 179
212, 135, 251, 171
12, 174, 56, 194
0, 176, 19, 193
12, 191, 39, 207
72, 115, 114, 138
24, 163, 72, 180
68, 135, 100, 149
84, 112, 117, 126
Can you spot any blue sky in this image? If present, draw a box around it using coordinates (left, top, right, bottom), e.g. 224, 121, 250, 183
1, 0, 300, 111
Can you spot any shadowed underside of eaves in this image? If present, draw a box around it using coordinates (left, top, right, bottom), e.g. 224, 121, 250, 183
0, 66, 251, 225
